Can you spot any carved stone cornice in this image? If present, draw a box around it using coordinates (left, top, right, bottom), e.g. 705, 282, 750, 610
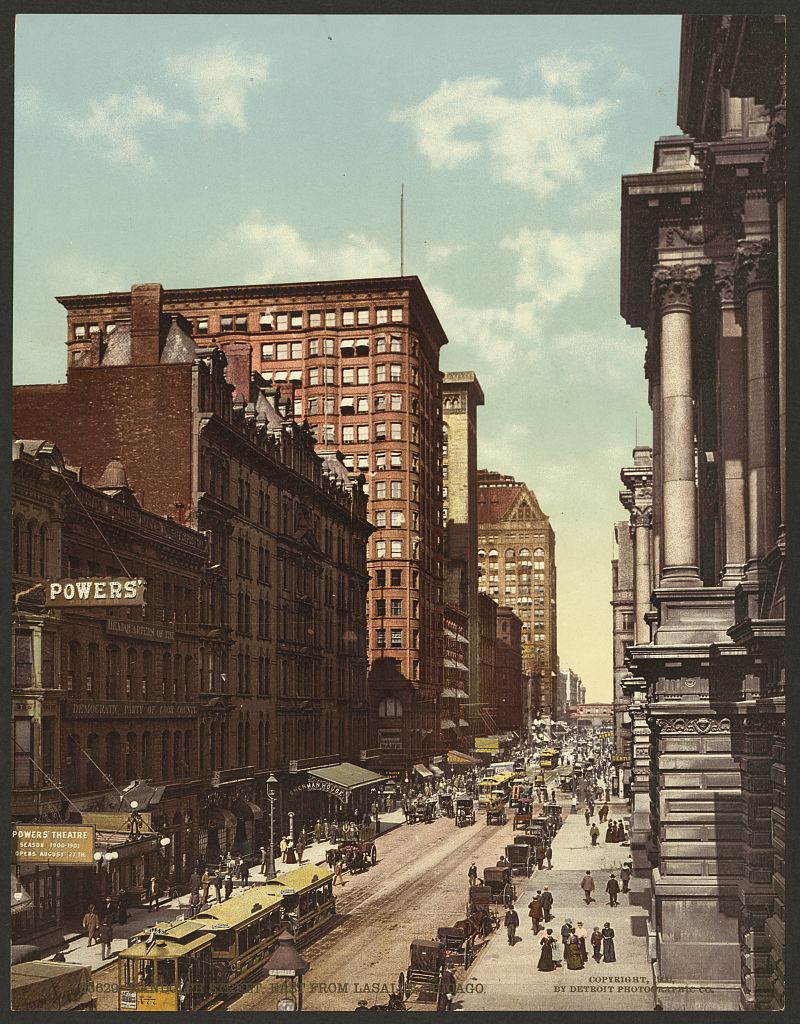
656, 715, 730, 734
651, 263, 706, 314
735, 240, 776, 293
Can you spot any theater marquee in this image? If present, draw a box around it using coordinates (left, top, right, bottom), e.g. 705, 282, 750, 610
45, 577, 146, 607
12, 824, 96, 864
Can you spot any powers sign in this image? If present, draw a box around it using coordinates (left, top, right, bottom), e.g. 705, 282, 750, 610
12, 824, 96, 864
46, 578, 146, 607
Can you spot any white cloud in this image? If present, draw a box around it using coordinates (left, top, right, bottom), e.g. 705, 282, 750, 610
535, 52, 593, 98
501, 227, 617, 305
219, 215, 396, 282
392, 74, 611, 196
63, 86, 189, 169
167, 42, 269, 132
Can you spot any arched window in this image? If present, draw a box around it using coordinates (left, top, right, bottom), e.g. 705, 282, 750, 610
86, 734, 101, 790
142, 731, 152, 769
106, 731, 121, 783
477, 549, 486, 559
173, 732, 182, 777
258, 716, 265, 768
26, 521, 36, 575
12, 519, 21, 573
519, 548, 531, 558
106, 646, 120, 699
505, 548, 515, 559
237, 718, 244, 766
38, 525, 47, 576
488, 549, 499, 560
378, 696, 403, 718
125, 732, 137, 778
173, 654, 182, 701
534, 547, 545, 557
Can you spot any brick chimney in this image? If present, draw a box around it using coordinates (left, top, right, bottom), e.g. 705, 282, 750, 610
224, 341, 253, 403
130, 283, 163, 365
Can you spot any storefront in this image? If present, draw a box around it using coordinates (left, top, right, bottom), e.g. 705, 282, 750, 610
286, 761, 387, 834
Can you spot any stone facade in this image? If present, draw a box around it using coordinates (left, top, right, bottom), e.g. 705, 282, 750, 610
477, 471, 558, 718
494, 606, 524, 736
442, 372, 484, 744
619, 15, 785, 1011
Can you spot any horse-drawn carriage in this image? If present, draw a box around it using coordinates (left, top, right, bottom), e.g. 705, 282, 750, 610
482, 865, 516, 906
437, 923, 476, 968
455, 794, 475, 827
336, 821, 378, 871
466, 885, 501, 935
512, 798, 535, 831
437, 792, 455, 818
485, 796, 507, 825
401, 939, 446, 1000
404, 797, 435, 824
505, 842, 533, 876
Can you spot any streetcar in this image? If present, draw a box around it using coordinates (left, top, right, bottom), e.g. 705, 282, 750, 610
117, 865, 335, 1011
477, 771, 514, 809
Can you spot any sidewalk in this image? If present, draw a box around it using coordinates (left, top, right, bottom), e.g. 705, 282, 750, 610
54, 809, 407, 973
457, 798, 654, 1012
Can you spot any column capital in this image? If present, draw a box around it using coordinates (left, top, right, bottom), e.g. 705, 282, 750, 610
713, 262, 738, 307
735, 239, 776, 293
630, 506, 653, 530
651, 263, 706, 314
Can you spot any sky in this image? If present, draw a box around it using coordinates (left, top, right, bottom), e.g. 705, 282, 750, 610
13, 13, 684, 702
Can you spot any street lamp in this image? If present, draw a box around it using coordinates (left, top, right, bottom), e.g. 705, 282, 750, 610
263, 930, 310, 1011
266, 774, 278, 880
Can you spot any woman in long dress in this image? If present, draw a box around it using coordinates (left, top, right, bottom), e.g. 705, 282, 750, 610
604, 822, 614, 843
537, 930, 556, 972
602, 923, 616, 963
551, 932, 563, 969
565, 930, 584, 970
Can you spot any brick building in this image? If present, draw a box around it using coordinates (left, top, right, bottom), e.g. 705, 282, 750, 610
13, 284, 375, 842
494, 606, 524, 736
441, 371, 484, 746
477, 471, 558, 718
49, 276, 447, 776
475, 594, 498, 739
619, 15, 785, 1009
12, 439, 212, 938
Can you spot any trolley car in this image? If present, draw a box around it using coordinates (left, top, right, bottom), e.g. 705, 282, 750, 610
118, 865, 335, 1011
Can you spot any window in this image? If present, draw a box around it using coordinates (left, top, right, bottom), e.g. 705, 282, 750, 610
375, 394, 386, 410
308, 338, 319, 356
390, 393, 402, 410
376, 628, 386, 648
390, 335, 402, 352
391, 422, 402, 440
235, 314, 248, 331
323, 424, 335, 442
259, 311, 273, 331
390, 598, 402, 616
390, 569, 402, 586
375, 336, 386, 354
197, 318, 209, 333
342, 367, 355, 385
324, 367, 334, 385
276, 343, 289, 360
375, 481, 386, 498
378, 695, 402, 717
342, 310, 355, 326
390, 628, 403, 648
376, 365, 387, 383
221, 316, 233, 332
343, 455, 354, 470
391, 307, 403, 322
261, 343, 274, 361
357, 453, 369, 470
357, 366, 369, 385
325, 311, 336, 328
309, 312, 322, 328
342, 426, 355, 444
390, 480, 402, 498
324, 396, 335, 414
375, 451, 387, 470
291, 341, 302, 359
375, 422, 386, 440
375, 599, 386, 616
390, 511, 403, 527
375, 540, 386, 558
276, 313, 288, 331
308, 397, 319, 415
376, 308, 389, 324
390, 451, 402, 468
357, 424, 369, 442
390, 540, 402, 558
390, 364, 402, 381
357, 396, 369, 413
357, 308, 369, 325
293, 398, 302, 417
374, 511, 386, 528
323, 337, 335, 355
290, 312, 303, 329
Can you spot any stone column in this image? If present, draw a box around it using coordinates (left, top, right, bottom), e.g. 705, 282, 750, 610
765, 103, 786, 536
714, 265, 748, 581
736, 241, 780, 569
651, 265, 703, 586
631, 508, 653, 644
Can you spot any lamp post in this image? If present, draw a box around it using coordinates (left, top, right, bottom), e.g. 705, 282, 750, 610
263, 930, 310, 1011
266, 774, 278, 880
287, 810, 295, 844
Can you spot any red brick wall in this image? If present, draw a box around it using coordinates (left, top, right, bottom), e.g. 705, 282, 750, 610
13, 364, 194, 519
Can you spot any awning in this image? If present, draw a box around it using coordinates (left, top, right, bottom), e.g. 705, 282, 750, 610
430, 765, 444, 777
340, 396, 355, 409
413, 764, 433, 778
444, 658, 457, 669
458, 719, 470, 728
234, 801, 264, 821
204, 806, 237, 830
306, 762, 387, 800
455, 689, 469, 699
446, 750, 480, 766
340, 338, 354, 349
440, 718, 456, 730
441, 688, 458, 698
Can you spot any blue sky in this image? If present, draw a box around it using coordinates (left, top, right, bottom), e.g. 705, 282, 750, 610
14, 13, 683, 700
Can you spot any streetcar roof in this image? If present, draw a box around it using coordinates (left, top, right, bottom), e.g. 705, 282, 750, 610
261, 864, 334, 898
121, 920, 212, 959
193, 886, 284, 928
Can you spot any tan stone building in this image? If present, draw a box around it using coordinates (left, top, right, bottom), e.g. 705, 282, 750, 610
441, 372, 484, 743
477, 471, 558, 719
620, 15, 785, 1010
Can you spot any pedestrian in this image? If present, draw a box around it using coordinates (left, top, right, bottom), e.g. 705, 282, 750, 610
297, 836, 305, 864
617, 821, 627, 843
528, 893, 543, 933
315, 819, 323, 844
504, 906, 519, 945
600, 802, 609, 823
544, 844, 553, 869
333, 859, 344, 886
551, 931, 563, 968
468, 862, 478, 887
536, 846, 546, 871
605, 821, 614, 843
260, 846, 269, 876
540, 885, 553, 922
560, 918, 572, 955
212, 871, 223, 904
590, 823, 600, 846
537, 929, 556, 972
551, 789, 556, 804
285, 838, 296, 864
99, 917, 114, 960
240, 859, 249, 886
223, 873, 233, 900
581, 870, 595, 904
606, 874, 620, 907
82, 904, 100, 947
574, 921, 589, 962
189, 868, 201, 897
189, 889, 200, 918
591, 926, 603, 961
571, 795, 578, 812
280, 836, 288, 863
201, 869, 211, 905
602, 922, 616, 962
117, 893, 128, 925
565, 928, 584, 970
620, 861, 632, 893
147, 876, 160, 911
584, 807, 591, 826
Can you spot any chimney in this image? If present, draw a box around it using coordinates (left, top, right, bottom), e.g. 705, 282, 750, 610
224, 341, 253, 403
130, 283, 164, 365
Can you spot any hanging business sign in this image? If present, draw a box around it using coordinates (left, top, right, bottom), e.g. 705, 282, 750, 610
474, 736, 500, 754
12, 824, 96, 864
289, 779, 350, 804
45, 578, 147, 607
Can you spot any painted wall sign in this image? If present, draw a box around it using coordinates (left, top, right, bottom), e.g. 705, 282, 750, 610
65, 700, 195, 719
45, 577, 146, 607
106, 619, 174, 643
12, 824, 96, 864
